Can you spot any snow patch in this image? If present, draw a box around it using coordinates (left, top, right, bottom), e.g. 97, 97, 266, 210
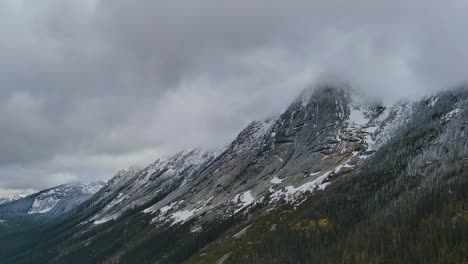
428, 97, 439, 107
442, 108, 461, 121
171, 210, 195, 224
232, 190, 255, 213
0, 192, 32, 205
270, 175, 283, 184
28, 196, 60, 214
93, 214, 119, 225
270, 169, 338, 203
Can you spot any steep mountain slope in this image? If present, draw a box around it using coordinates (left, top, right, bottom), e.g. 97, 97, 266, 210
1, 85, 467, 264
86, 85, 415, 229
78, 86, 372, 226
185, 87, 468, 264
80, 149, 218, 225
0, 182, 105, 219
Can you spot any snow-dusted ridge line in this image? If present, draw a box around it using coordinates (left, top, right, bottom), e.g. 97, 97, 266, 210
135, 87, 404, 225
0, 192, 33, 205
89, 149, 220, 225
92, 85, 455, 228
26, 182, 105, 215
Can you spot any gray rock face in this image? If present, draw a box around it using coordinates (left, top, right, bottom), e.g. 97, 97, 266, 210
0, 182, 105, 218
4, 84, 465, 264
79, 84, 468, 229
81, 85, 389, 226
86, 149, 218, 224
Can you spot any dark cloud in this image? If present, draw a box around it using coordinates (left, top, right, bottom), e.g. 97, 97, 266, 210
0, 0, 467, 193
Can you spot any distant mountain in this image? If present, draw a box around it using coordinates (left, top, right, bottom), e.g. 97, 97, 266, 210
0, 182, 105, 219
1, 84, 467, 264
0, 192, 32, 206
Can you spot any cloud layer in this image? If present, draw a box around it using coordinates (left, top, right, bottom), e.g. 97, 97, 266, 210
1, 0, 467, 193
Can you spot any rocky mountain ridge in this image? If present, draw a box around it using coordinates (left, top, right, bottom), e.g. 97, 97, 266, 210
0, 192, 33, 206
0, 182, 105, 218
2, 84, 467, 264
80, 85, 421, 228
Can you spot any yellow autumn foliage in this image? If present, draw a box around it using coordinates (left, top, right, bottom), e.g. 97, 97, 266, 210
318, 218, 329, 228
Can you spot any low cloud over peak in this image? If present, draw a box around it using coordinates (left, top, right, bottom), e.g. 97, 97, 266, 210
1, 0, 467, 193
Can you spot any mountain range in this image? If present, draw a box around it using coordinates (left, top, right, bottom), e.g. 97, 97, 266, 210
0, 84, 467, 264
0, 192, 32, 206
0, 182, 104, 220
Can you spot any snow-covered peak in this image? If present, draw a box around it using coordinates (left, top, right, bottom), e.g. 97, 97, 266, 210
90, 86, 467, 229
27, 182, 104, 215
75, 181, 106, 195
105, 168, 140, 188
0, 192, 32, 205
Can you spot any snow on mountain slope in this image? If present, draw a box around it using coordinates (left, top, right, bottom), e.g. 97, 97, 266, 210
85, 149, 219, 225
27, 182, 106, 215
0, 182, 105, 218
28, 196, 60, 214
80, 85, 468, 230
18, 85, 467, 264
0, 192, 32, 206
139, 86, 436, 226
81, 85, 411, 227
95, 86, 406, 224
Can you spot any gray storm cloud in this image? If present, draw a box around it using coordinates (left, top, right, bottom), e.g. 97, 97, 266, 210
0, 0, 467, 193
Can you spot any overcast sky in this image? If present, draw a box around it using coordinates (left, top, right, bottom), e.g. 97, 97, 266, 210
0, 0, 467, 194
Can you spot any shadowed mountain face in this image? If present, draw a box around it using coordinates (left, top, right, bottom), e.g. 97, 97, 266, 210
1, 85, 467, 264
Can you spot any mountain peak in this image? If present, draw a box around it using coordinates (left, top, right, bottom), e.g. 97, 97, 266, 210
292, 82, 354, 109
0, 181, 104, 217
0, 192, 32, 205
6, 86, 468, 263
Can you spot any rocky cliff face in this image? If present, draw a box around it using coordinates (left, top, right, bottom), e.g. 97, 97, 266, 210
80, 85, 419, 228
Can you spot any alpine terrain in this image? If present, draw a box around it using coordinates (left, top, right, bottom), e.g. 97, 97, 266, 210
0, 182, 105, 231
0, 192, 32, 206
1, 84, 467, 264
